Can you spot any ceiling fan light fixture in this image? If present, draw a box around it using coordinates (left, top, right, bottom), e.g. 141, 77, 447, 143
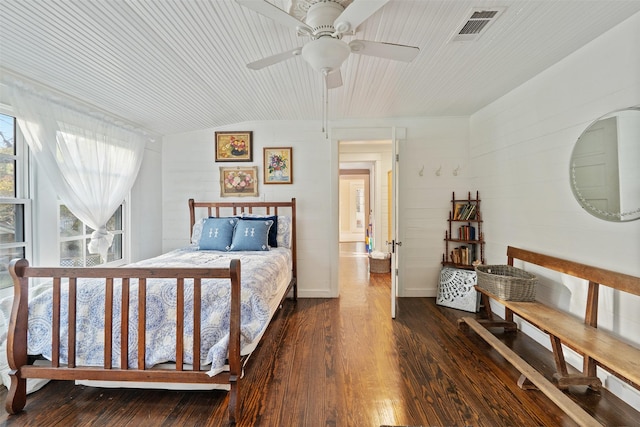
301, 36, 350, 73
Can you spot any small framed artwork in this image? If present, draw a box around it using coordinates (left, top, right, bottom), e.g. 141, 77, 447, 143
215, 131, 253, 162
220, 166, 258, 197
264, 147, 293, 184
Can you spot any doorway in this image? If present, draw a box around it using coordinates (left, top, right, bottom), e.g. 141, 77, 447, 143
339, 169, 370, 243
338, 141, 392, 295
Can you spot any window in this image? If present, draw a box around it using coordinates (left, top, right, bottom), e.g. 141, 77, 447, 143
0, 113, 29, 289
59, 204, 124, 267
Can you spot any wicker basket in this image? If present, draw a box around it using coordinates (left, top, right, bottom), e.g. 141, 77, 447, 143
475, 264, 537, 301
369, 255, 391, 273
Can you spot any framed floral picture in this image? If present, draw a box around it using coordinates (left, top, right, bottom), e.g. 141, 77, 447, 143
264, 147, 293, 184
220, 166, 258, 197
215, 131, 253, 162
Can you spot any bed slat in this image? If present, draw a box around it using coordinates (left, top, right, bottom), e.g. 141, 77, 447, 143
176, 278, 184, 371
138, 278, 146, 370
121, 278, 130, 370
68, 278, 77, 368
52, 278, 61, 368
193, 279, 201, 371
105, 278, 114, 369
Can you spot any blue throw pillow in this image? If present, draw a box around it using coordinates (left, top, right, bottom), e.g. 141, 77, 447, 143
230, 219, 273, 251
238, 215, 278, 247
198, 217, 238, 251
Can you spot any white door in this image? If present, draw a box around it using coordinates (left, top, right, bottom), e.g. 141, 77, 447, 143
390, 128, 401, 318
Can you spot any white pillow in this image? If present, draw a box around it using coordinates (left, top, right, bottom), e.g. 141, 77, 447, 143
191, 218, 205, 246
276, 216, 292, 249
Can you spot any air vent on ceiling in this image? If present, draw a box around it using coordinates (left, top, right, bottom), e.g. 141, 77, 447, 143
451, 7, 505, 42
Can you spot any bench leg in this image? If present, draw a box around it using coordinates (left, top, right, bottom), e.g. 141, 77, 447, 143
582, 356, 601, 391
474, 294, 517, 332
517, 374, 538, 390
479, 293, 493, 320
550, 336, 601, 391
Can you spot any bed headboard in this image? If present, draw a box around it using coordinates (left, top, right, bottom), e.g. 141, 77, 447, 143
188, 198, 297, 280
188, 198, 296, 228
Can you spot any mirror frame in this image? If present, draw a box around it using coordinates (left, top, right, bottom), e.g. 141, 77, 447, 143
569, 107, 640, 222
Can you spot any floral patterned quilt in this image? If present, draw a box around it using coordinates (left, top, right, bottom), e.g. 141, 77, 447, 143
1, 246, 292, 377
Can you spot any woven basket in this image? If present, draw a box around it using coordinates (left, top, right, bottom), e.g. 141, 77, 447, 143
369, 255, 391, 273
475, 264, 537, 301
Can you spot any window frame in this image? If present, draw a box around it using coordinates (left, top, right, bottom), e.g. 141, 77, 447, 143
0, 109, 32, 291
58, 200, 127, 268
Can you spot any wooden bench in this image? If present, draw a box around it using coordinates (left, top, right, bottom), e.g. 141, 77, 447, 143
458, 246, 640, 424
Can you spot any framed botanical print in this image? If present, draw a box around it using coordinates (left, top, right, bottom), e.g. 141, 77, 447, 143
215, 131, 253, 162
220, 166, 258, 197
263, 147, 293, 184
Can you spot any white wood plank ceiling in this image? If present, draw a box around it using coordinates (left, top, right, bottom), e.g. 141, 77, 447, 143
1, 0, 639, 135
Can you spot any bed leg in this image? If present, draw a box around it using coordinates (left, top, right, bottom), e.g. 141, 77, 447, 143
5, 370, 27, 414
6, 259, 30, 414
228, 374, 240, 424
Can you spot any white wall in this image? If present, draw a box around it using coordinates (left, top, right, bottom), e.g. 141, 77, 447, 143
162, 118, 470, 298
392, 117, 471, 297
162, 120, 335, 297
470, 11, 640, 407
129, 140, 163, 263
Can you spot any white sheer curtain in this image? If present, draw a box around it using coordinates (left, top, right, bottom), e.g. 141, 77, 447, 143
6, 79, 147, 262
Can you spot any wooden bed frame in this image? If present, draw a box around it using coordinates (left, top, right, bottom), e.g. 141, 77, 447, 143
4, 198, 297, 424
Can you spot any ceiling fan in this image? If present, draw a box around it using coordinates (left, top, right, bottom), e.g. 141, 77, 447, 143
236, 0, 420, 89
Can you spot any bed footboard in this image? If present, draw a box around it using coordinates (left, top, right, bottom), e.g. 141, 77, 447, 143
5, 258, 243, 423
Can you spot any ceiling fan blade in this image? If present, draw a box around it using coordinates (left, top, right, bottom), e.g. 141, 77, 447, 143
325, 70, 343, 89
333, 0, 390, 34
247, 48, 302, 70
236, 0, 312, 33
349, 40, 419, 62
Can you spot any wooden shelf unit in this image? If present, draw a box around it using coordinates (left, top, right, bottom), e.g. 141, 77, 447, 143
442, 191, 485, 270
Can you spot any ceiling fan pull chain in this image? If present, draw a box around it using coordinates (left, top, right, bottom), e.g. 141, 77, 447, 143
323, 71, 329, 139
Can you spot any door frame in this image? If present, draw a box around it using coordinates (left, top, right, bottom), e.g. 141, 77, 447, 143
330, 127, 406, 304
339, 167, 372, 243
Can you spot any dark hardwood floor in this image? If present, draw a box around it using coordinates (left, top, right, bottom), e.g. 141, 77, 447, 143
1, 242, 638, 426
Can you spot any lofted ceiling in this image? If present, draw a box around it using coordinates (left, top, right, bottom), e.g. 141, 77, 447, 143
1, 0, 639, 136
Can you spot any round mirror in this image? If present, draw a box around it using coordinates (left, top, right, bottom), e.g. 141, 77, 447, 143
570, 107, 640, 222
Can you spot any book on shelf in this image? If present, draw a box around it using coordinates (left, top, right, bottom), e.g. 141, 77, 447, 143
453, 203, 464, 220
465, 204, 476, 220
453, 203, 477, 220
450, 246, 471, 265
458, 225, 476, 240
